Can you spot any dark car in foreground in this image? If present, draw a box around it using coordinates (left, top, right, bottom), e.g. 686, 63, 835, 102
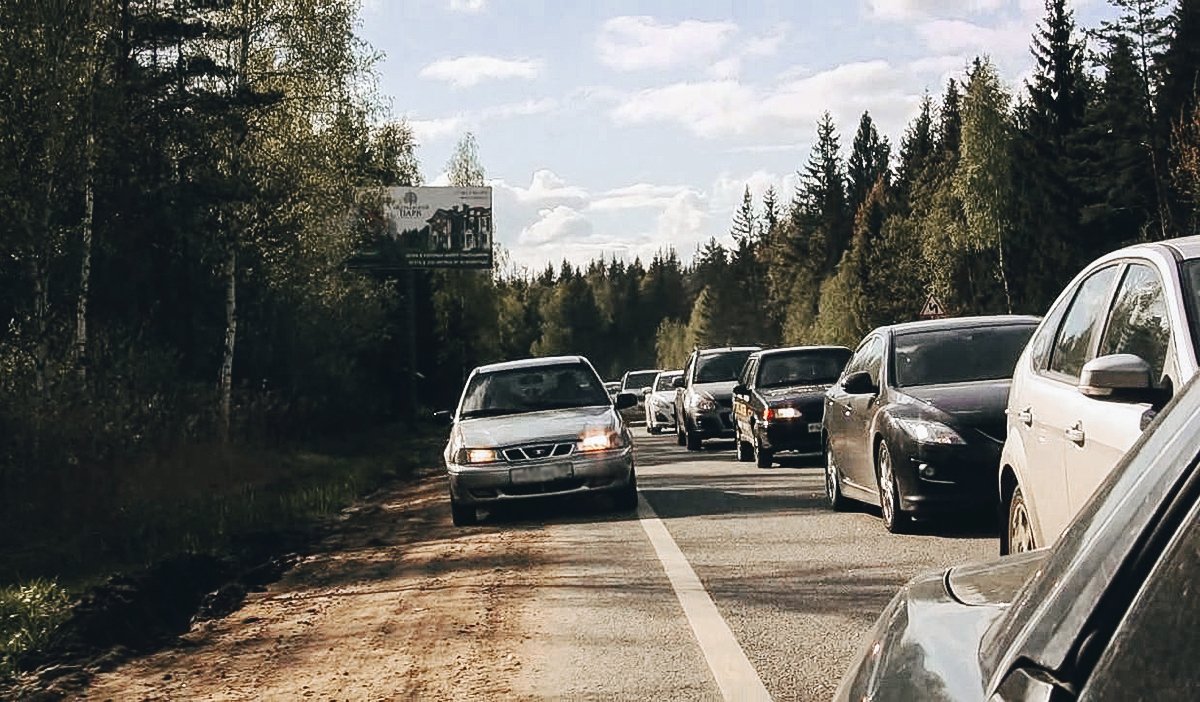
673, 346, 761, 450
836, 375, 1200, 701
732, 346, 851, 467
442, 356, 639, 526
823, 316, 1039, 532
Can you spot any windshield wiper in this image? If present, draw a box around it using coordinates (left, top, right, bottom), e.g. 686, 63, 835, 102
459, 407, 529, 419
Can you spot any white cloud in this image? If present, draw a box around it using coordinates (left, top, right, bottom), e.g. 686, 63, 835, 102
448, 0, 487, 12
519, 206, 593, 245
608, 60, 922, 142
867, 0, 1006, 21
655, 191, 711, 251
590, 183, 695, 211
480, 98, 559, 119
493, 169, 589, 206
711, 171, 801, 214
409, 115, 465, 143
745, 24, 789, 56
596, 16, 738, 71
419, 55, 543, 88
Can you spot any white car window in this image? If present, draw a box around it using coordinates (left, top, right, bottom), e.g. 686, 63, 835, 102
1048, 266, 1120, 381
1099, 263, 1172, 388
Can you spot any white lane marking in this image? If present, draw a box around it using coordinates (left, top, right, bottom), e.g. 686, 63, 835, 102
637, 494, 774, 702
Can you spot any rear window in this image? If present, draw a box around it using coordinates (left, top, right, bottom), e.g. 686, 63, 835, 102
655, 373, 680, 391
756, 349, 851, 388
1180, 259, 1200, 359
622, 371, 659, 391
695, 350, 755, 383
893, 324, 1036, 387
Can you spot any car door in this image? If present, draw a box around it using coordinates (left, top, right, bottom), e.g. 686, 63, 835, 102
1025, 264, 1121, 545
1065, 262, 1175, 514
734, 357, 758, 436
831, 335, 885, 489
827, 340, 870, 477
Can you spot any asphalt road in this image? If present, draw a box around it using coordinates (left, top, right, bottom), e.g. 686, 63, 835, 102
85, 426, 997, 702
509, 428, 996, 701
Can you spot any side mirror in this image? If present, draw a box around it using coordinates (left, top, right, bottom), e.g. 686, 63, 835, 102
732, 383, 747, 395
672, 376, 686, 389
1079, 354, 1170, 406
615, 392, 638, 410
641, 387, 652, 396
842, 370, 878, 396
432, 410, 453, 425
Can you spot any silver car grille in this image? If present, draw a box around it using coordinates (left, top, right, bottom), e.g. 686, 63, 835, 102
502, 443, 575, 462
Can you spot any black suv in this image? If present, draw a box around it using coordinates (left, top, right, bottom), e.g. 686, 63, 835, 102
673, 346, 761, 450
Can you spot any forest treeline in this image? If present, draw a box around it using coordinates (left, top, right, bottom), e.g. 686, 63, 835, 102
1, 0, 1199, 524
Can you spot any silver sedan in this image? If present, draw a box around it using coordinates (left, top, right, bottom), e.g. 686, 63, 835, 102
442, 356, 639, 526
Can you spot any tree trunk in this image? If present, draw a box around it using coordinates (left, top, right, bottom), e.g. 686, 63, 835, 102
218, 241, 237, 443
997, 236, 1013, 314
75, 131, 94, 381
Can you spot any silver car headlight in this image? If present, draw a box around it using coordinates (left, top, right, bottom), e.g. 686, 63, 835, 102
577, 428, 629, 452
686, 392, 717, 412
454, 447, 502, 464
894, 418, 966, 445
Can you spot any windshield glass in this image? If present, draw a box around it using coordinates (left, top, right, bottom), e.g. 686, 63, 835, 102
696, 350, 754, 383
459, 364, 609, 418
622, 371, 659, 391
894, 325, 1036, 387
757, 349, 851, 388
655, 373, 681, 391
1181, 260, 1200, 357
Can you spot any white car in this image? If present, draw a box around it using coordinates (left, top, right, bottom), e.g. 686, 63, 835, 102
644, 370, 682, 434
999, 236, 1200, 554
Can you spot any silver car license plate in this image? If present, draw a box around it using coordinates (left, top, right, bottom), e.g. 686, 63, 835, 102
807, 422, 822, 433
510, 462, 573, 484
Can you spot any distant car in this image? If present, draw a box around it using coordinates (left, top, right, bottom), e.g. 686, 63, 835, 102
604, 380, 620, 401
441, 356, 639, 526
644, 370, 682, 434
619, 368, 661, 421
732, 346, 852, 467
1000, 236, 1200, 554
823, 316, 1039, 532
673, 346, 761, 450
836, 374, 1200, 701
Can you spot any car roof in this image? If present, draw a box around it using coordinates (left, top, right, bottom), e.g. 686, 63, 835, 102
877, 314, 1041, 336
697, 346, 762, 355
624, 368, 661, 375
1131, 235, 1200, 261
473, 355, 591, 374
750, 345, 851, 358
656, 369, 683, 376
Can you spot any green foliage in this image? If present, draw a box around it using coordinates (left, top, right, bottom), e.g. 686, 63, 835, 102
0, 580, 71, 680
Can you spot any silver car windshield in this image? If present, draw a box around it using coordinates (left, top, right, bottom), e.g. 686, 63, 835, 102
655, 373, 681, 391
1180, 259, 1200, 357
622, 371, 659, 392
459, 365, 610, 419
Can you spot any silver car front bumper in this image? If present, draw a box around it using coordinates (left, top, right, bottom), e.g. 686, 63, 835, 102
447, 446, 634, 506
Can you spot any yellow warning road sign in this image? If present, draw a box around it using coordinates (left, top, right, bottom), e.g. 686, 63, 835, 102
920, 294, 946, 319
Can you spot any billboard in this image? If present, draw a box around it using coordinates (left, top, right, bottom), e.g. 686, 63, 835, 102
358, 186, 494, 271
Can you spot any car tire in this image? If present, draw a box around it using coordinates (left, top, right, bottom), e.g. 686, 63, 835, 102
450, 494, 477, 527
685, 423, 702, 451
753, 433, 773, 468
825, 441, 848, 511
876, 440, 909, 533
676, 413, 686, 446
736, 428, 753, 462
1003, 486, 1037, 555
614, 470, 638, 512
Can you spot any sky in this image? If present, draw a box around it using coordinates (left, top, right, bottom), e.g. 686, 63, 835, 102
356, 0, 1120, 274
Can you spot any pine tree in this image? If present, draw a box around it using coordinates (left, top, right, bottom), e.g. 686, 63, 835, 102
797, 112, 850, 275
1157, 0, 1200, 129
731, 186, 757, 245
896, 93, 935, 212
846, 111, 892, 218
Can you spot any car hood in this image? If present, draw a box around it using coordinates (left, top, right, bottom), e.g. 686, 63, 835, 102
693, 380, 737, 400
834, 550, 1047, 702
903, 380, 1011, 418
455, 405, 617, 448
759, 383, 834, 401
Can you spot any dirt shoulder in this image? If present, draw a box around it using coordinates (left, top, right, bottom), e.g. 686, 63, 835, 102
82, 467, 545, 701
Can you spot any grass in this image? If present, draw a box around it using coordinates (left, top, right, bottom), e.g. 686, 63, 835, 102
0, 422, 444, 681
0, 580, 71, 680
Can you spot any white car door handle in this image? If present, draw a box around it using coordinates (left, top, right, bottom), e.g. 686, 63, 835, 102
1017, 408, 1033, 427
1066, 424, 1085, 446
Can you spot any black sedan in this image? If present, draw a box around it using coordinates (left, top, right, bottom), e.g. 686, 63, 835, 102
732, 346, 851, 468
823, 316, 1039, 532
836, 373, 1200, 701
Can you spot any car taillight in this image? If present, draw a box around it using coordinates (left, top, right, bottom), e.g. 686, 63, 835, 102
763, 407, 775, 421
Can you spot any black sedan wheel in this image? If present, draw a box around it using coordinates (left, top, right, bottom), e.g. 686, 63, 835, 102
735, 427, 753, 462
450, 493, 477, 527
1005, 486, 1038, 554
754, 432, 773, 468
877, 441, 909, 533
